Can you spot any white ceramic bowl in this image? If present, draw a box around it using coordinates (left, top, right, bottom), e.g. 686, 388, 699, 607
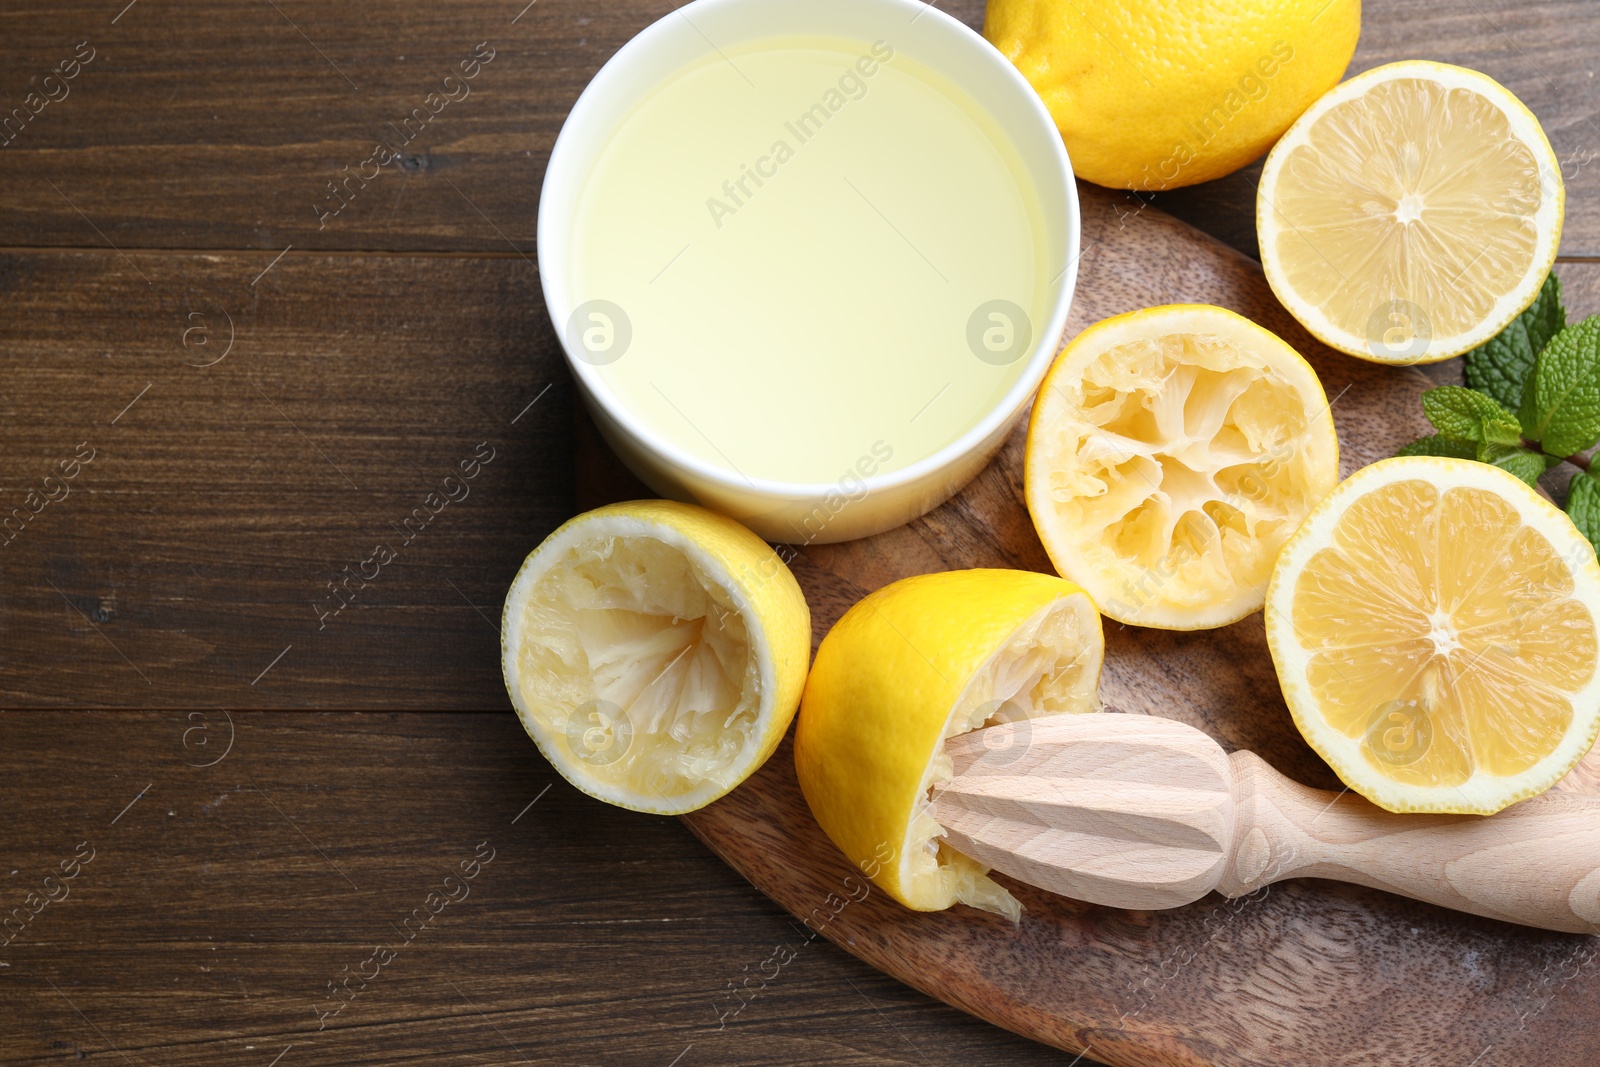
539, 0, 1078, 544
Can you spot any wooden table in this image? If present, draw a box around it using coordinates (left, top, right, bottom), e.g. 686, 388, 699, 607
3, 2, 1597, 1064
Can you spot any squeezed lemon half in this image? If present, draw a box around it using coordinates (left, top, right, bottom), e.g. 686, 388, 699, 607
1025, 305, 1339, 629
1258, 61, 1563, 364
1267, 457, 1600, 814
794, 569, 1104, 918
502, 500, 811, 815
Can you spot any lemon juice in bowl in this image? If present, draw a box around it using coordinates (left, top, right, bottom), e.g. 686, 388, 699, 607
540, 0, 1079, 543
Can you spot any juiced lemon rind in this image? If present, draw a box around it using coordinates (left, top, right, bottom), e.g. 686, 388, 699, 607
502, 499, 810, 816
1026, 304, 1340, 630
794, 570, 1104, 919
904, 591, 1104, 918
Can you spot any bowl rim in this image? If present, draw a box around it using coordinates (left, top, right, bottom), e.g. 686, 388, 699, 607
537, 0, 1080, 499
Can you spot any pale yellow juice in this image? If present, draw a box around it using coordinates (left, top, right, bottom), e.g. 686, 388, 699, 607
569, 36, 1050, 485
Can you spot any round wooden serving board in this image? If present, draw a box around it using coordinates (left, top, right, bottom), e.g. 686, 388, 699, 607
579, 183, 1600, 1066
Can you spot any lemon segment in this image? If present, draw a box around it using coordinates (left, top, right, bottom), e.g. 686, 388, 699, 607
1258, 61, 1563, 363
1267, 457, 1600, 814
1025, 305, 1340, 629
502, 499, 811, 815
983, 0, 1359, 190
795, 569, 1104, 918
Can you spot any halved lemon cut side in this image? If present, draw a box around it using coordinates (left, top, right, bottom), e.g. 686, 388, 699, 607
502, 499, 811, 815
1267, 457, 1600, 814
1025, 304, 1340, 629
1258, 61, 1563, 364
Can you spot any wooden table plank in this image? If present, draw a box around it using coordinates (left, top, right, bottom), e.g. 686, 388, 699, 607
0, 710, 1074, 1066
0, 0, 629, 254
0, 250, 569, 707
1, 1, 1598, 259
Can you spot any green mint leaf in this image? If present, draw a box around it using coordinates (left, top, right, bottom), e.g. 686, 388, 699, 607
1397, 434, 1477, 459
1489, 448, 1547, 487
1464, 272, 1565, 416
1484, 414, 1528, 448
1567, 472, 1600, 554
1520, 316, 1600, 457
1420, 386, 1523, 446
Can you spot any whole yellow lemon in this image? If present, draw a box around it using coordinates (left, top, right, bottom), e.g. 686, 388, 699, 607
984, 0, 1361, 190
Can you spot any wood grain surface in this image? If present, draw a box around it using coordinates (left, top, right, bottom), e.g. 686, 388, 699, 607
0, 711, 1077, 1066
4, 0, 1600, 1064
0, 252, 567, 707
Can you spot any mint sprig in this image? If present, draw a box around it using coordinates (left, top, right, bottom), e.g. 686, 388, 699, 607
1396, 272, 1600, 551
1488, 448, 1550, 486
1397, 434, 1477, 460
1518, 316, 1600, 457
1567, 472, 1600, 548
1420, 386, 1523, 448
1464, 272, 1565, 412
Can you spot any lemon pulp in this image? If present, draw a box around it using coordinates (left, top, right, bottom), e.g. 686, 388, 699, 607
1260, 63, 1562, 361
1292, 479, 1595, 786
906, 593, 1102, 916
513, 533, 758, 800
502, 500, 810, 815
1027, 306, 1338, 629
1269, 458, 1600, 814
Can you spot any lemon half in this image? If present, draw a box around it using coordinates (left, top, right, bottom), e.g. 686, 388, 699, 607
794, 569, 1104, 918
1025, 305, 1339, 629
1259, 61, 1563, 364
1267, 457, 1600, 814
502, 500, 811, 815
